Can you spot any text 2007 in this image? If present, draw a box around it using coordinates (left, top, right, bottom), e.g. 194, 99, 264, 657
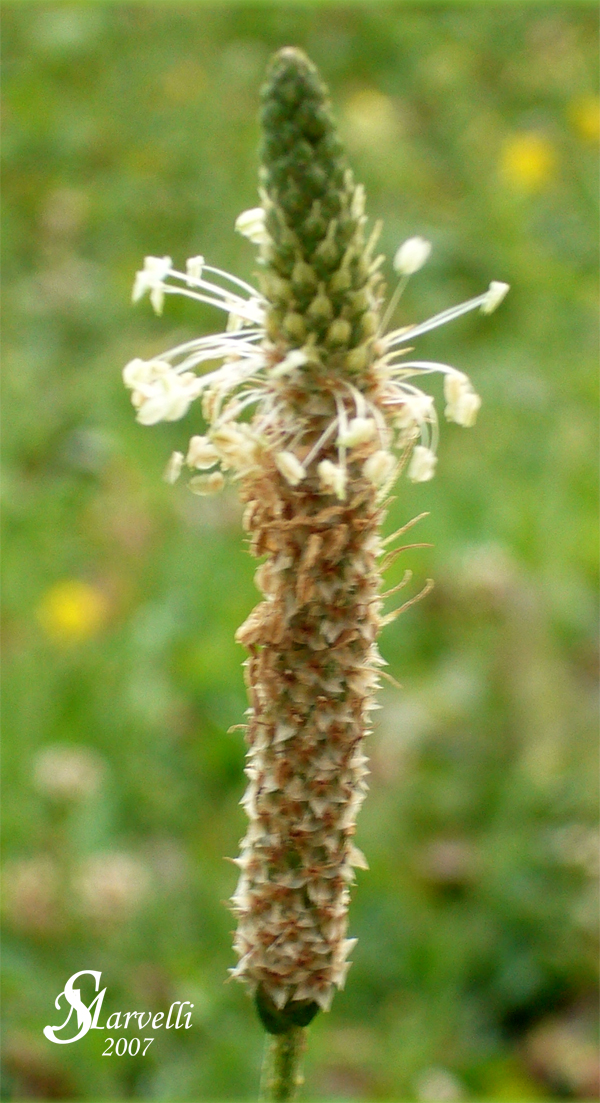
103, 1037, 153, 1056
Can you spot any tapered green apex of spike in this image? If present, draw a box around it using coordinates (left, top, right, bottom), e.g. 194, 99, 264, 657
257, 48, 383, 368
260, 48, 346, 235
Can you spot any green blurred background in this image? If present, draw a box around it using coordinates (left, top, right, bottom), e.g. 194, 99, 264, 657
2, 2, 598, 1099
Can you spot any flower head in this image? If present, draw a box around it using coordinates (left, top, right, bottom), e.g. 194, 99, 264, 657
124, 207, 507, 497
122, 45, 509, 1031
123, 230, 507, 495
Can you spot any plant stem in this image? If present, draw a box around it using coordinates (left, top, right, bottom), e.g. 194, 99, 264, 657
259, 1027, 307, 1102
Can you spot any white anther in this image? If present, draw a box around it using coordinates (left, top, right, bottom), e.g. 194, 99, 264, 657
275, 451, 306, 486
186, 435, 220, 469
363, 450, 395, 485
393, 236, 432, 276
270, 349, 308, 378
235, 207, 269, 246
164, 451, 184, 484
408, 445, 437, 482
188, 472, 225, 496
317, 460, 347, 500
481, 281, 510, 315
337, 417, 376, 448
132, 256, 172, 315
186, 256, 205, 283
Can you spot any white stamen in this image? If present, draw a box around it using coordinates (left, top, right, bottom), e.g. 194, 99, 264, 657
337, 417, 376, 448
384, 280, 509, 347
168, 265, 266, 318
443, 371, 470, 406
189, 472, 225, 495
186, 436, 219, 469
163, 451, 184, 484
275, 451, 306, 486
132, 256, 172, 309
212, 424, 260, 472
161, 283, 265, 326
481, 280, 510, 314
363, 450, 395, 485
443, 371, 481, 426
125, 359, 198, 425
446, 389, 481, 427
270, 348, 308, 378
408, 445, 437, 482
392, 393, 434, 429
393, 236, 431, 276
317, 460, 347, 500
123, 357, 166, 389
235, 207, 269, 245
186, 256, 205, 283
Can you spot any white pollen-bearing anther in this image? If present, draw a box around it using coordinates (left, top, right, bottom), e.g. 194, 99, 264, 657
443, 372, 482, 427
481, 280, 510, 315
337, 417, 376, 448
275, 451, 306, 486
131, 255, 172, 315
393, 236, 432, 276
188, 471, 226, 496
408, 445, 437, 482
164, 451, 184, 484
235, 207, 270, 245
363, 450, 395, 486
317, 460, 347, 500
186, 435, 220, 469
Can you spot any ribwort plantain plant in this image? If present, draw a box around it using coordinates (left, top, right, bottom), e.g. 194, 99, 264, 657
123, 47, 508, 1101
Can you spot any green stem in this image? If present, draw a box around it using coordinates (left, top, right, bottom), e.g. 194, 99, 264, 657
259, 1027, 307, 1102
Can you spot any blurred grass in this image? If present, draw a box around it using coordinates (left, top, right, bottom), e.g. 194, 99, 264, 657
1, 3, 598, 1100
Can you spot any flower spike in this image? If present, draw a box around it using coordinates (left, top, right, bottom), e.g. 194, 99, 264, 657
122, 46, 509, 1042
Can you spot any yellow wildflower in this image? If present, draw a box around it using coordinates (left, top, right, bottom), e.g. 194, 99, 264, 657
500, 132, 556, 192
568, 96, 600, 143
343, 88, 397, 150
37, 580, 108, 644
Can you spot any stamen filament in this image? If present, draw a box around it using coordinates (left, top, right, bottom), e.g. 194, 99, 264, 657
384, 292, 488, 346
334, 391, 349, 485
378, 275, 408, 336
162, 284, 264, 324
169, 265, 259, 307
215, 390, 264, 424
302, 417, 340, 469
160, 330, 262, 364
387, 360, 463, 379
343, 381, 368, 419
199, 263, 266, 300
176, 349, 263, 374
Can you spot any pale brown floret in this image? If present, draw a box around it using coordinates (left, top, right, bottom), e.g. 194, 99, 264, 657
230, 380, 392, 1010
